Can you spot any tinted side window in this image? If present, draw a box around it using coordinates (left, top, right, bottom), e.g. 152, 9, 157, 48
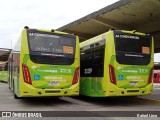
80, 44, 94, 77
80, 40, 105, 77
92, 43, 105, 77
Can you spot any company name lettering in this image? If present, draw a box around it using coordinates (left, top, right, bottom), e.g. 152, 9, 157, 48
38, 69, 58, 73
122, 70, 138, 73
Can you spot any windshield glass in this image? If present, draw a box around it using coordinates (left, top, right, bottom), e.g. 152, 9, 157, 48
27, 29, 76, 65
114, 30, 152, 65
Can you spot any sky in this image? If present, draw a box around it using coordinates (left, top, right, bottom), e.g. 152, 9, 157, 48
0, 0, 119, 49
154, 53, 160, 62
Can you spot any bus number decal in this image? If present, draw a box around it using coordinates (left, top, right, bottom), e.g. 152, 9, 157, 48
139, 69, 148, 74
60, 69, 71, 74
84, 68, 92, 74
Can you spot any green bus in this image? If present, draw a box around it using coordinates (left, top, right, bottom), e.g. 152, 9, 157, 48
8, 27, 80, 98
80, 30, 154, 97
0, 61, 8, 83
0, 48, 10, 83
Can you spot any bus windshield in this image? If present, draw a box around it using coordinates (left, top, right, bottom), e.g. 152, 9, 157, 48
114, 31, 152, 65
27, 30, 76, 65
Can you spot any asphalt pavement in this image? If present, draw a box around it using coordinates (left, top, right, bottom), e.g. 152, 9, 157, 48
140, 83, 160, 102
0, 82, 160, 120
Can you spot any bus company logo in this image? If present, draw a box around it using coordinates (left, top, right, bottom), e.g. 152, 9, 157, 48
2, 112, 11, 117
34, 75, 40, 80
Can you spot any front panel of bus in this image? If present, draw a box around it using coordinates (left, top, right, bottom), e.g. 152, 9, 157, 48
108, 30, 153, 96
19, 29, 79, 97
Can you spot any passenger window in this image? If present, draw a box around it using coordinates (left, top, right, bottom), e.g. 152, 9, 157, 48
80, 40, 105, 77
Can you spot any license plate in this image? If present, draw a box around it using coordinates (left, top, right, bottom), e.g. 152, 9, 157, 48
48, 81, 59, 86
130, 82, 137, 86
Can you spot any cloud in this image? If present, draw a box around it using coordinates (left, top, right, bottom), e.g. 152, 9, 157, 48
0, 0, 119, 49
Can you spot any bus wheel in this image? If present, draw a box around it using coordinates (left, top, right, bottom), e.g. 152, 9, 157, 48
8, 79, 11, 89
14, 92, 19, 99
